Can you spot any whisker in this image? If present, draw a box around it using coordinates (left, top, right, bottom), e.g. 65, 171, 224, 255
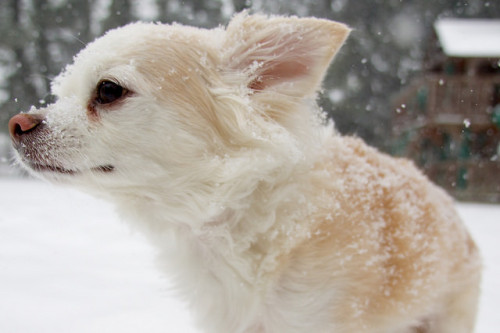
69, 34, 88, 47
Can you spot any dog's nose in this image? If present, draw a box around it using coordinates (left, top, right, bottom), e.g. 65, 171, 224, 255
8, 113, 44, 143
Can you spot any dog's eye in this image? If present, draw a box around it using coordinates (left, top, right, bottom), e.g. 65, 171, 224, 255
96, 81, 125, 105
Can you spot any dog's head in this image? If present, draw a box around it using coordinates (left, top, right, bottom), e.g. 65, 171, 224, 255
9, 13, 349, 222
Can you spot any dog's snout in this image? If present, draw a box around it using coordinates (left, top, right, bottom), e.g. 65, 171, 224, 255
8, 113, 45, 143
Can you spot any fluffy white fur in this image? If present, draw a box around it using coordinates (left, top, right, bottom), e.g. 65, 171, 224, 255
10, 13, 481, 333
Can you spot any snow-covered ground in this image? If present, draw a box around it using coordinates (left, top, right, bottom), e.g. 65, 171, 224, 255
0, 178, 498, 332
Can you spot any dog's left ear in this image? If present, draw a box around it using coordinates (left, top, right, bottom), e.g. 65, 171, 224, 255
223, 13, 350, 97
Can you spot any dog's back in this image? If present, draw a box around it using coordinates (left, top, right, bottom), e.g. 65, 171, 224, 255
265, 135, 481, 332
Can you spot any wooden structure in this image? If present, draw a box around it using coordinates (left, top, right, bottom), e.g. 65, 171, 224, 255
393, 18, 500, 202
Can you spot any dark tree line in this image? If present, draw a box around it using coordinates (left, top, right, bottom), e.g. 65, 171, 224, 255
0, 0, 498, 150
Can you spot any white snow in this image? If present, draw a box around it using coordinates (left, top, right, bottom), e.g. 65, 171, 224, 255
0, 178, 498, 332
434, 18, 500, 58
0, 179, 199, 333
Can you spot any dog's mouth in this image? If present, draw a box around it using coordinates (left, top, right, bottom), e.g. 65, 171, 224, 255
28, 162, 115, 175
13, 143, 115, 177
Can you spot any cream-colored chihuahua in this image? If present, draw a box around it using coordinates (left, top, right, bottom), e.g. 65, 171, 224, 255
9, 13, 480, 333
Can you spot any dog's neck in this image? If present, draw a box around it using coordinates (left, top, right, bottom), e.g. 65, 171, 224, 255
107, 176, 313, 330
114, 173, 311, 277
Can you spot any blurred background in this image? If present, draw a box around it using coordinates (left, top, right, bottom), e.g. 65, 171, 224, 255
0, 0, 499, 202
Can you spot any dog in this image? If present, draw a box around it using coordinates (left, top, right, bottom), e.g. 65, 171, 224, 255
8, 13, 481, 333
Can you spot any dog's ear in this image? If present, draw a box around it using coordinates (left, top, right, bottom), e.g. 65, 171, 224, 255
224, 13, 350, 97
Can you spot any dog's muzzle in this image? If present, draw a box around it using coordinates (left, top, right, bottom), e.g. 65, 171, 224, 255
8, 112, 114, 175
